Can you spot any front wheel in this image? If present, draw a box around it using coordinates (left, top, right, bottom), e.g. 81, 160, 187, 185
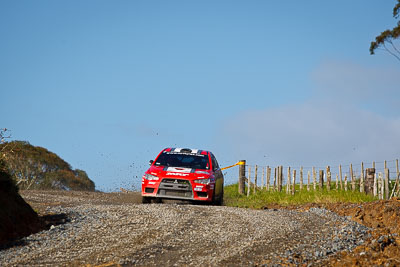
211, 187, 224, 206
215, 187, 224, 206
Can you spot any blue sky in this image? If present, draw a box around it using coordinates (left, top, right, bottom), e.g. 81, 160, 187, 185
1, 1, 399, 191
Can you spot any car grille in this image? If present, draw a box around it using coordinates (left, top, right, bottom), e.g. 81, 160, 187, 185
157, 178, 193, 198
161, 179, 190, 185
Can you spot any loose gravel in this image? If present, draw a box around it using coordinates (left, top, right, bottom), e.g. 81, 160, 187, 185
0, 191, 370, 266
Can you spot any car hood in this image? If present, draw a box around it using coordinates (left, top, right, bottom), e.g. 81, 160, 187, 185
147, 165, 211, 179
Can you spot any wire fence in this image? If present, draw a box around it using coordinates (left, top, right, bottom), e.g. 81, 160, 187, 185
237, 158, 400, 199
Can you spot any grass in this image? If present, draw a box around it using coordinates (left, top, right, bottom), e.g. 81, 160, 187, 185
224, 183, 378, 209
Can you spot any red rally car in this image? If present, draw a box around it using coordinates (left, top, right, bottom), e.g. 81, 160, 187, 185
141, 148, 224, 205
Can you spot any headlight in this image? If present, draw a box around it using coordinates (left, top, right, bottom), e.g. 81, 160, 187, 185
194, 178, 210, 184
145, 174, 159, 180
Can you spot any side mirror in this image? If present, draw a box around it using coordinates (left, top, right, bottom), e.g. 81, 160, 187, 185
149, 160, 154, 166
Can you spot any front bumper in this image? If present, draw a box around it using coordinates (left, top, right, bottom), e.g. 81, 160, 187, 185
142, 178, 213, 201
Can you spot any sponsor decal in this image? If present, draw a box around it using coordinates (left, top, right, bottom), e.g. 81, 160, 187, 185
164, 152, 207, 157
172, 148, 199, 154
149, 182, 156, 185
166, 172, 189, 176
194, 185, 203, 191
166, 167, 192, 173
166, 152, 206, 157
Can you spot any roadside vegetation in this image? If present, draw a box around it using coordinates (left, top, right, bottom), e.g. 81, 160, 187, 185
0, 140, 95, 191
224, 183, 377, 209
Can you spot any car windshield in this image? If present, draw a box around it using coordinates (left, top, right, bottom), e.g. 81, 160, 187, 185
154, 152, 209, 170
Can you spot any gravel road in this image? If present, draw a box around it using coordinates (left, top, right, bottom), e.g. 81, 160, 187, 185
0, 191, 370, 266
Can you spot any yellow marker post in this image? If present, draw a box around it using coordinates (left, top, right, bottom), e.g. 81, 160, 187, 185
221, 161, 245, 171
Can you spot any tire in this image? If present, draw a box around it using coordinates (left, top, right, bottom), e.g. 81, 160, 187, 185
211, 188, 216, 205
215, 187, 224, 206
142, 196, 152, 204
211, 187, 224, 206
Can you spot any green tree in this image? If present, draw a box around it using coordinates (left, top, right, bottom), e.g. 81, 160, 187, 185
370, 0, 400, 61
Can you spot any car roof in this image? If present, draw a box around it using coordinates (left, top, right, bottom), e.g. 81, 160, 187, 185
163, 147, 210, 155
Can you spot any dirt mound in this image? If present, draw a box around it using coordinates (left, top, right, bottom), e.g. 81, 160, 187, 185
324, 199, 400, 266
0, 166, 43, 247
324, 199, 400, 234
263, 199, 400, 266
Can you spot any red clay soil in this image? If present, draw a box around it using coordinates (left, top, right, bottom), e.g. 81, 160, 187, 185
263, 198, 400, 266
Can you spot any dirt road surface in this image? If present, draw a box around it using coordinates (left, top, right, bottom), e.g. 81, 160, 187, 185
0, 191, 379, 266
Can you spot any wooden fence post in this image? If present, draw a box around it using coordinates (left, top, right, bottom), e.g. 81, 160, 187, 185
281, 166, 284, 192
278, 166, 282, 192
292, 170, 296, 195
373, 172, 377, 197
276, 166, 280, 192
339, 164, 343, 190
350, 164, 355, 191
261, 166, 264, 190
393, 159, 400, 198
307, 170, 310, 191
312, 167, 316, 190
344, 174, 348, 191
385, 168, 390, 200
278, 166, 283, 192
238, 160, 246, 195
286, 167, 291, 194
247, 165, 251, 197
335, 174, 338, 190
273, 167, 277, 191
254, 165, 258, 194
379, 172, 383, 199
360, 162, 364, 193
319, 170, 324, 190
266, 166, 271, 191
365, 168, 375, 195
326, 166, 331, 191
300, 167, 303, 191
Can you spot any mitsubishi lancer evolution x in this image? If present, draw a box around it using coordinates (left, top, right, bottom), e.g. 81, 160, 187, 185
141, 148, 224, 205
